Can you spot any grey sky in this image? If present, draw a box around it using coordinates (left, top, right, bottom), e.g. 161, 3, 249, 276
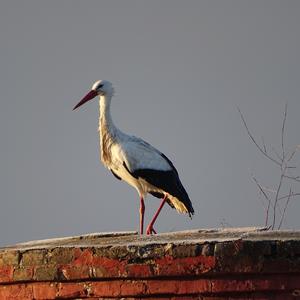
1, 1, 300, 246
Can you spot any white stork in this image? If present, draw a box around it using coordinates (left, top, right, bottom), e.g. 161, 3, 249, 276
73, 80, 194, 234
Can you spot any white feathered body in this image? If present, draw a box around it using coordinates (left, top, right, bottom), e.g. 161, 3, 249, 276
98, 94, 194, 215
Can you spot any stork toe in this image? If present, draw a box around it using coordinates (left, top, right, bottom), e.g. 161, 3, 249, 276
146, 224, 157, 235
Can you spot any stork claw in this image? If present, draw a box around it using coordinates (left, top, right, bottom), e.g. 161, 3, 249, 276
146, 225, 157, 235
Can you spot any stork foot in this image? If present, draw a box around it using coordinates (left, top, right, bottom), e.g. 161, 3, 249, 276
146, 224, 157, 235
146, 194, 168, 235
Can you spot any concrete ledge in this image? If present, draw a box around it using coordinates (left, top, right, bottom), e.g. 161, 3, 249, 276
0, 227, 300, 299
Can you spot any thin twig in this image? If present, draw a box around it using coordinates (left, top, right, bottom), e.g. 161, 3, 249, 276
252, 176, 271, 227
239, 104, 299, 229
283, 175, 300, 183
287, 148, 297, 162
272, 146, 283, 163
281, 103, 288, 162
272, 172, 285, 230
278, 186, 292, 229
278, 192, 300, 201
237, 107, 281, 166
261, 137, 267, 154
260, 186, 277, 194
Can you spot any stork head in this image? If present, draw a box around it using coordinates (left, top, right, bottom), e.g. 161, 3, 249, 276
73, 80, 114, 110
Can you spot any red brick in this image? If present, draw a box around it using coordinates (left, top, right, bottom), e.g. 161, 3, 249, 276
177, 279, 212, 294
125, 263, 153, 277
147, 280, 180, 294
59, 265, 91, 280
0, 266, 13, 283
0, 284, 33, 299
90, 256, 127, 277
210, 274, 300, 293
32, 282, 57, 299
91, 281, 122, 297
119, 280, 146, 296
57, 282, 88, 298
0, 229, 300, 298
89, 280, 146, 297
73, 248, 94, 265
155, 255, 215, 276
146, 279, 212, 295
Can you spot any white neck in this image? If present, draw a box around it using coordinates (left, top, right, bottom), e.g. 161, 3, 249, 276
99, 94, 115, 134
98, 94, 119, 165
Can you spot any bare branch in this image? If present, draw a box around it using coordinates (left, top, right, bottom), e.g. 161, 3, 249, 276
260, 186, 277, 194
272, 146, 283, 163
287, 148, 297, 162
237, 107, 281, 166
278, 192, 300, 201
283, 175, 300, 183
240, 104, 298, 230
272, 172, 284, 230
278, 186, 292, 229
261, 136, 267, 154
281, 103, 288, 162
252, 176, 271, 227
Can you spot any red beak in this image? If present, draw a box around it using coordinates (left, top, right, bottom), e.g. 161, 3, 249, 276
73, 90, 98, 110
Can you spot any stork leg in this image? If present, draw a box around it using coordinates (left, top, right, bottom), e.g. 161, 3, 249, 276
146, 194, 168, 235
139, 196, 145, 234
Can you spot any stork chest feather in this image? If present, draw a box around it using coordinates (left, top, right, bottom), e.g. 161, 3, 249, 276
99, 125, 116, 166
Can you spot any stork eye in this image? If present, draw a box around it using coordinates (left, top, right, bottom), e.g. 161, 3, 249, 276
98, 84, 104, 89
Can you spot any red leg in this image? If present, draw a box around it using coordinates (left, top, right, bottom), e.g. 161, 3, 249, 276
139, 196, 145, 234
146, 194, 168, 235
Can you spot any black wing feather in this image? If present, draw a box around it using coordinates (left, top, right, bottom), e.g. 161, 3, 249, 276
123, 155, 194, 215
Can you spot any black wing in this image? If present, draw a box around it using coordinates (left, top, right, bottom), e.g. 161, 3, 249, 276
123, 154, 194, 216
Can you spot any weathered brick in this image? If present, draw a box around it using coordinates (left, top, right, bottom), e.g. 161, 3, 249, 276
21, 249, 46, 267
214, 241, 264, 273
168, 244, 201, 258
13, 266, 34, 281
47, 247, 74, 265
135, 244, 165, 259
0, 250, 19, 266
34, 265, 57, 281
107, 245, 129, 259
0, 228, 299, 298
201, 243, 214, 256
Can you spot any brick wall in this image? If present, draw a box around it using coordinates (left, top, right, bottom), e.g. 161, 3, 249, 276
0, 228, 299, 299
